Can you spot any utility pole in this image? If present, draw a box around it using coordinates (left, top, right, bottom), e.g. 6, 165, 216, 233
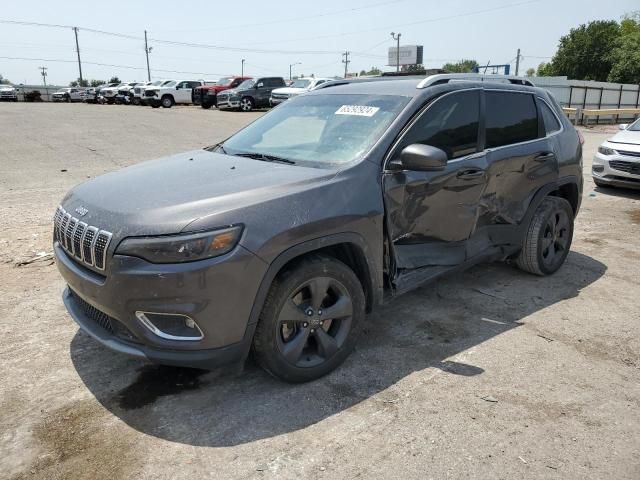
39, 66, 48, 87
144, 30, 152, 81
73, 27, 83, 85
342, 51, 350, 78
515, 48, 521, 76
241, 59, 245, 77
390, 32, 401, 73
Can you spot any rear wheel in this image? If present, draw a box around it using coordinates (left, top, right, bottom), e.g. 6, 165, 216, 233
201, 102, 212, 109
253, 255, 365, 383
516, 196, 574, 276
161, 95, 174, 108
132, 97, 141, 106
240, 96, 254, 112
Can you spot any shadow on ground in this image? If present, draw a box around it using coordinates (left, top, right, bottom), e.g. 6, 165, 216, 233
71, 251, 605, 447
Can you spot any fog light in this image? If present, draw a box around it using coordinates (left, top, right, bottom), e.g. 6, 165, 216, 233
592, 165, 604, 173
135, 311, 204, 341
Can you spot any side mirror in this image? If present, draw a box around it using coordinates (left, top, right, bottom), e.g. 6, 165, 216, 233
393, 144, 448, 171
256, 82, 264, 88
619, 124, 628, 130
175, 85, 181, 90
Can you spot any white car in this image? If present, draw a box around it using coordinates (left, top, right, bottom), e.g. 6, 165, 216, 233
593, 119, 640, 190
132, 80, 167, 105
100, 83, 136, 104
145, 80, 205, 108
52, 88, 85, 102
0, 85, 18, 101
269, 77, 332, 106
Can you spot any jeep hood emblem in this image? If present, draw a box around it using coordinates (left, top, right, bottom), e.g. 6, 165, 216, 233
75, 206, 89, 216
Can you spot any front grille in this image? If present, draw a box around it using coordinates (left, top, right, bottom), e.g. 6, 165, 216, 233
53, 206, 112, 271
609, 160, 640, 175
134, 87, 141, 94
617, 150, 640, 158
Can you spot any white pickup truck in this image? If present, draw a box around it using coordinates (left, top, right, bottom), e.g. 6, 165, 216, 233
52, 88, 85, 102
0, 85, 18, 101
144, 80, 205, 108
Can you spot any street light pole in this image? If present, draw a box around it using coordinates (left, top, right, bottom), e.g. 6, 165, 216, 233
241, 59, 245, 77
289, 62, 301, 81
390, 32, 401, 73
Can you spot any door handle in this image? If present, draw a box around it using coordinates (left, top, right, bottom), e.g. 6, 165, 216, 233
535, 152, 555, 162
457, 168, 485, 179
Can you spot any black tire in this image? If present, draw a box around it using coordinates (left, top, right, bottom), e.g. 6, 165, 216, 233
240, 96, 255, 112
201, 102, 212, 109
161, 95, 174, 108
65, 94, 71, 103
253, 255, 365, 383
132, 97, 141, 106
516, 196, 574, 276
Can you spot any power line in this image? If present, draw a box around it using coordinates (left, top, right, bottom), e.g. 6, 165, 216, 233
156, 0, 410, 34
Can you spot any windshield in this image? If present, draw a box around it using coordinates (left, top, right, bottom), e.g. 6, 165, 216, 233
290, 79, 311, 89
217, 77, 234, 86
628, 118, 640, 131
222, 94, 409, 166
162, 81, 177, 87
151, 80, 163, 86
236, 79, 255, 90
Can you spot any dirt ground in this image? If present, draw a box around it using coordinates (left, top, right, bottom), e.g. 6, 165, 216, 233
1, 103, 639, 480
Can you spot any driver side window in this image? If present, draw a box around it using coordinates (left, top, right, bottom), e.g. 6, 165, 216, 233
398, 90, 480, 160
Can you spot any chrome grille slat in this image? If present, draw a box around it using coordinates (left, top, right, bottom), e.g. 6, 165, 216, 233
53, 206, 112, 272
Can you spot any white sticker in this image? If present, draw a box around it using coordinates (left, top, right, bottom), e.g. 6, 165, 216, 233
335, 105, 380, 117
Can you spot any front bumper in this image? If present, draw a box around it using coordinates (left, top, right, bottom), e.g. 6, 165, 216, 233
269, 97, 287, 106
146, 97, 160, 106
55, 241, 268, 369
592, 152, 640, 190
217, 98, 239, 109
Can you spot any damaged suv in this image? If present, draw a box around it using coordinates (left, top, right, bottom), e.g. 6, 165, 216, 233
54, 74, 582, 382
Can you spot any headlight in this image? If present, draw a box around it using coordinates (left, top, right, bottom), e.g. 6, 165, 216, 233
598, 145, 617, 155
116, 226, 242, 263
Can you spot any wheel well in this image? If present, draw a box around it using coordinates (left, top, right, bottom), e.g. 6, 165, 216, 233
277, 243, 374, 313
161, 94, 174, 101
549, 182, 579, 215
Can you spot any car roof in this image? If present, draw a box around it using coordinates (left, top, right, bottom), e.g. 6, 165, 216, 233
308, 74, 542, 99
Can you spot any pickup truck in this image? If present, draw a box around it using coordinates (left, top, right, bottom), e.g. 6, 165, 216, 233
193, 76, 252, 109
0, 85, 18, 101
145, 80, 205, 108
52, 88, 85, 102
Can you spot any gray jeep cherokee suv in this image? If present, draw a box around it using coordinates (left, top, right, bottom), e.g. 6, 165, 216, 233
54, 74, 583, 382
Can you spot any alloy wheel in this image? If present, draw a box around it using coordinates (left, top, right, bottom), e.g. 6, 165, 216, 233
276, 276, 353, 368
541, 209, 570, 269
240, 98, 253, 111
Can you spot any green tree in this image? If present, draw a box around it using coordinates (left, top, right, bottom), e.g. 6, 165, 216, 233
69, 78, 89, 87
536, 62, 553, 76
366, 67, 382, 75
608, 14, 640, 83
442, 59, 479, 73
545, 20, 620, 80
0, 74, 10, 84
525, 68, 536, 77
108, 76, 121, 84
90, 79, 106, 87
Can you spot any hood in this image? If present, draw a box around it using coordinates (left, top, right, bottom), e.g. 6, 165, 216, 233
61, 150, 334, 240
272, 87, 306, 95
218, 89, 237, 96
608, 129, 640, 146
0, 86, 16, 91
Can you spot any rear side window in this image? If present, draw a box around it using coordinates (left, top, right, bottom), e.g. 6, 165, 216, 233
538, 99, 562, 135
399, 90, 480, 160
485, 92, 538, 148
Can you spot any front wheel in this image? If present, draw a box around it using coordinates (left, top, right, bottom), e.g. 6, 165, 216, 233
201, 102, 212, 109
516, 196, 574, 276
240, 96, 254, 112
253, 255, 365, 383
161, 95, 174, 108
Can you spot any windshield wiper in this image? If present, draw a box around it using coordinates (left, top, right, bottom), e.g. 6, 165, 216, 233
204, 142, 227, 154
234, 152, 296, 165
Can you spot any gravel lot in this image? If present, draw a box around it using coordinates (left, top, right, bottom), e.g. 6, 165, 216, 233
1, 103, 639, 480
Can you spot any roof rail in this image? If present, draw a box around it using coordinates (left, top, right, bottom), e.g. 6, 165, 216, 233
417, 73, 534, 89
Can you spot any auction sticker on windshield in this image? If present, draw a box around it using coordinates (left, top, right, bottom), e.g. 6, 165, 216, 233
335, 105, 380, 117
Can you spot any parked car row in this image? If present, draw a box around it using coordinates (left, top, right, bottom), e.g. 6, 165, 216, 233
45, 75, 334, 111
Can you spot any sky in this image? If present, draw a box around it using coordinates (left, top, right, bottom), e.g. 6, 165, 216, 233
0, 0, 638, 86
